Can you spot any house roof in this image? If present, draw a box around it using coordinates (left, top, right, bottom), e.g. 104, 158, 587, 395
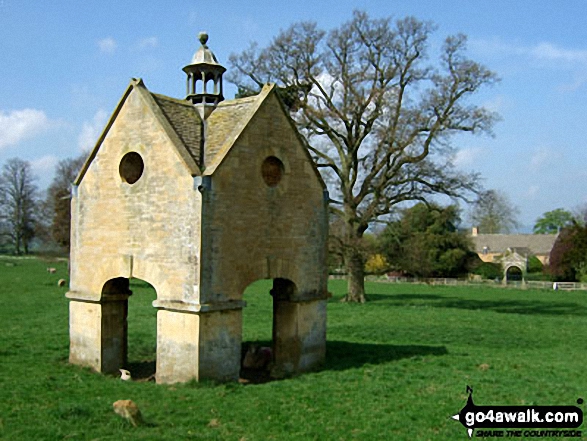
150, 93, 203, 167
74, 79, 325, 189
471, 233, 558, 255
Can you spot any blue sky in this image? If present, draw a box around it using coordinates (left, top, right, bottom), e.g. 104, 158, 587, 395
1, 0, 586, 228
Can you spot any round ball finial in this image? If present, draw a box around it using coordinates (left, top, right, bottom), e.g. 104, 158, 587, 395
198, 31, 209, 46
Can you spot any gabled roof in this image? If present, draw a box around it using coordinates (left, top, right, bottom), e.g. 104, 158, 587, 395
151, 93, 203, 167
203, 84, 326, 189
471, 233, 558, 255
75, 80, 325, 189
75, 78, 203, 185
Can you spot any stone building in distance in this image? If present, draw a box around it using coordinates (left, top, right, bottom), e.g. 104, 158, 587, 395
470, 227, 558, 266
66, 33, 329, 384
470, 227, 558, 281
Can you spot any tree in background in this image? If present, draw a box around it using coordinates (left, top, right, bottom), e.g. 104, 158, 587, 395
548, 223, 587, 282
469, 189, 519, 234
0, 158, 39, 254
44, 155, 86, 251
527, 255, 544, 273
229, 11, 498, 301
572, 204, 587, 226
533, 208, 573, 234
379, 203, 474, 278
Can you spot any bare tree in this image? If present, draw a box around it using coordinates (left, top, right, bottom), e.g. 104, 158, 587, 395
468, 189, 520, 234
229, 11, 498, 302
44, 155, 86, 250
0, 158, 39, 254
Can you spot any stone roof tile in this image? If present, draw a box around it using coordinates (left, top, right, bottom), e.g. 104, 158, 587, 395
205, 96, 259, 162
471, 234, 558, 255
151, 93, 203, 167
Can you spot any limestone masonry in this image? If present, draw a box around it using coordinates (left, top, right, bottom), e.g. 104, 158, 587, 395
66, 33, 329, 383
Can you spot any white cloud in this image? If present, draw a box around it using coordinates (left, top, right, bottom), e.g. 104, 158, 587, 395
471, 38, 587, 91
529, 147, 561, 171
530, 42, 587, 64
469, 37, 527, 58
482, 95, 509, 113
78, 109, 109, 151
526, 185, 539, 199
0, 108, 51, 149
472, 38, 587, 67
98, 37, 117, 54
453, 147, 484, 168
137, 37, 158, 49
31, 155, 59, 175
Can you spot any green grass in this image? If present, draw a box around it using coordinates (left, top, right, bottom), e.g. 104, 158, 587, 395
1, 257, 586, 440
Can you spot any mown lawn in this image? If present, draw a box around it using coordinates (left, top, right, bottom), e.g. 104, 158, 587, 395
1, 256, 586, 440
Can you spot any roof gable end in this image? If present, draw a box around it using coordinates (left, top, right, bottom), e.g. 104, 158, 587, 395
74, 79, 202, 185
204, 85, 326, 189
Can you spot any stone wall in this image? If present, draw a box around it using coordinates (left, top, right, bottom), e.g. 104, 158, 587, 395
69, 87, 202, 303
201, 92, 329, 303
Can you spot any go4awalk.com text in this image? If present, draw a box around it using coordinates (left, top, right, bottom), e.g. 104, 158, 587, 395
451, 386, 583, 438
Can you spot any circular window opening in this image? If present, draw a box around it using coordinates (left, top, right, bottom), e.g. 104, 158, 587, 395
261, 156, 284, 187
119, 152, 144, 184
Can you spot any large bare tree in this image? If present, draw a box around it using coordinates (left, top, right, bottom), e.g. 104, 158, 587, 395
229, 11, 498, 302
0, 158, 39, 254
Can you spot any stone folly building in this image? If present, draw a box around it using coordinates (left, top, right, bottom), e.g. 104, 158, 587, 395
66, 33, 329, 384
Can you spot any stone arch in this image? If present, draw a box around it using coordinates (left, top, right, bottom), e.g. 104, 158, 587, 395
239, 276, 325, 380
504, 264, 524, 282
232, 258, 298, 301
98, 276, 158, 375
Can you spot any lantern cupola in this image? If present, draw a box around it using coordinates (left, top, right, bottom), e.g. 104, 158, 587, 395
183, 32, 226, 117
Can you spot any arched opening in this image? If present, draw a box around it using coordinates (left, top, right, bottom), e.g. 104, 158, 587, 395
241, 277, 297, 383
127, 279, 157, 380
100, 277, 157, 380
506, 266, 523, 282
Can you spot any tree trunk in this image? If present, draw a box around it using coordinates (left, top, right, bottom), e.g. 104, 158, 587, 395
343, 247, 366, 303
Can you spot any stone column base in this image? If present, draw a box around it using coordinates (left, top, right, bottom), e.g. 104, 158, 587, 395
67, 292, 129, 374
155, 304, 243, 384
272, 298, 327, 377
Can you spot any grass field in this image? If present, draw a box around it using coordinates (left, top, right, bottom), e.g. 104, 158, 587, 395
1, 256, 586, 440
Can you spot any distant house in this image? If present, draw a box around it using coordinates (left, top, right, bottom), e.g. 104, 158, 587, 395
470, 227, 558, 266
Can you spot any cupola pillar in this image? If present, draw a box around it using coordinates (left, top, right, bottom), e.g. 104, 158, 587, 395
183, 32, 226, 119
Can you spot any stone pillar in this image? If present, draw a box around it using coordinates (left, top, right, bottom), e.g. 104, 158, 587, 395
154, 300, 244, 384
67, 292, 130, 374
272, 298, 327, 377
100, 295, 129, 373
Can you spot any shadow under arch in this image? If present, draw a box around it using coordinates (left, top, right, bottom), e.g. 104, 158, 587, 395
505, 265, 523, 282
240, 277, 299, 383
100, 276, 157, 379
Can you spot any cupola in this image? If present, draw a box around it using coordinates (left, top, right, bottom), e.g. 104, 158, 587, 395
183, 32, 226, 118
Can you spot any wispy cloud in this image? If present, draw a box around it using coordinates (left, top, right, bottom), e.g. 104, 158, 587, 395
530, 42, 587, 64
472, 38, 587, 91
453, 147, 485, 168
482, 94, 509, 113
98, 37, 117, 54
529, 147, 562, 172
0, 108, 51, 149
472, 38, 587, 66
78, 109, 108, 151
137, 37, 158, 50
526, 185, 539, 199
31, 155, 59, 175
